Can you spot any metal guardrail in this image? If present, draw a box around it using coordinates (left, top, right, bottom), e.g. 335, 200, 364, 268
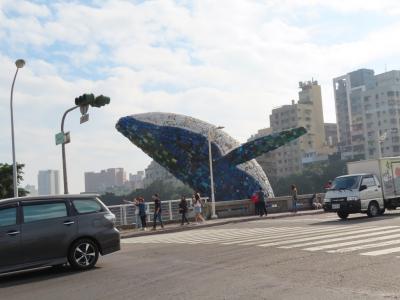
108, 194, 325, 226
108, 198, 195, 226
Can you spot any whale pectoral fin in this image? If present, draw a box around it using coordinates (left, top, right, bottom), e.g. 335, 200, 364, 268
218, 127, 307, 166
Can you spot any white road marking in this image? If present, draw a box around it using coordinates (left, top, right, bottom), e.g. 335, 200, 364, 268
361, 246, 400, 256
122, 225, 400, 257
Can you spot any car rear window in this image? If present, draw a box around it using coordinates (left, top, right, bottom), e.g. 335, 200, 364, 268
73, 199, 102, 214
23, 202, 67, 223
0, 207, 17, 227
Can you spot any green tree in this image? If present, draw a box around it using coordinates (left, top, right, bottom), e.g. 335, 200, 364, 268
270, 159, 348, 196
0, 163, 28, 199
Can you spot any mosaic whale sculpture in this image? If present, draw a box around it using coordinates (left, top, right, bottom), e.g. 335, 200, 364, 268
116, 112, 306, 201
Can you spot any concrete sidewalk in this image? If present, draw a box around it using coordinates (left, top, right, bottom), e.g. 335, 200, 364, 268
120, 209, 325, 239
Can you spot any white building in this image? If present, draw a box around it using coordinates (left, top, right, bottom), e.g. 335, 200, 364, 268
38, 170, 60, 195
334, 69, 400, 159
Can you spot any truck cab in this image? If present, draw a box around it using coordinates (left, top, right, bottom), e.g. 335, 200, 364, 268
323, 173, 384, 219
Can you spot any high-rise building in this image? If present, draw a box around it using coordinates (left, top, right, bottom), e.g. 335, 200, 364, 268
266, 80, 330, 177
38, 170, 60, 195
128, 171, 145, 190
333, 69, 375, 159
334, 69, 400, 159
143, 161, 185, 189
24, 184, 38, 196
85, 168, 126, 193
324, 123, 338, 148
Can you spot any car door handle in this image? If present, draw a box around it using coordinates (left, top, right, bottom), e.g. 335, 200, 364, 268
7, 230, 20, 236
63, 221, 75, 226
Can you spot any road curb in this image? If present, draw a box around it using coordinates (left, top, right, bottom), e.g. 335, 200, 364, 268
120, 210, 325, 239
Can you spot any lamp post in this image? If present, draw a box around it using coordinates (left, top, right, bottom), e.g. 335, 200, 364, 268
208, 126, 224, 219
377, 131, 387, 159
60, 105, 79, 194
10, 59, 25, 198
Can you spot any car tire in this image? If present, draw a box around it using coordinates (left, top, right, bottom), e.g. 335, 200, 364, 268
367, 202, 379, 218
68, 238, 99, 271
337, 211, 349, 220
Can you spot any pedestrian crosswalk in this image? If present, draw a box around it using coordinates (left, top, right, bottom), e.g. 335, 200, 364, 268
122, 225, 400, 257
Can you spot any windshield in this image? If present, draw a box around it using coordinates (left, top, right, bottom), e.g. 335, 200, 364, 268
330, 176, 361, 190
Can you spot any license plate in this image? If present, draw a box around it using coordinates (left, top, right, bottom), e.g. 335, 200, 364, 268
332, 204, 340, 209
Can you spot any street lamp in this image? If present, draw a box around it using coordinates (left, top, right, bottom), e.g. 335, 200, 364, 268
377, 131, 387, 159
208, 126, 224, 219
10, 59, 25, 198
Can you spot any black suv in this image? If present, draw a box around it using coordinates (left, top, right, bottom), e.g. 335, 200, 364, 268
0, 194, 120, 274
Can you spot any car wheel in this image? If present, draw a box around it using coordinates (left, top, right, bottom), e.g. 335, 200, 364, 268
68, 238, 99, 271
367, 202, 379, 218
337, 211, 349, 220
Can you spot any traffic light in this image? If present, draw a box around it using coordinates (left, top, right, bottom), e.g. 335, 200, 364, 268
75, 93, 95, 106
92, 95, 110, 107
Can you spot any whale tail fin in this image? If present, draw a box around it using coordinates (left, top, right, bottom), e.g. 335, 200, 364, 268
218, 127, 307, 166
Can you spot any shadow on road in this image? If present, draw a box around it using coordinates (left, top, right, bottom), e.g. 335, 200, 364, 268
310, 211, 400, 226
0, 266, 99, 288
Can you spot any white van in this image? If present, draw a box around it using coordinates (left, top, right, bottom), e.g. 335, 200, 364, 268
323, 173, 384, 219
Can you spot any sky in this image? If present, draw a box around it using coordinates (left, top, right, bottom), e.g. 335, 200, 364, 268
2, 0, 400, 193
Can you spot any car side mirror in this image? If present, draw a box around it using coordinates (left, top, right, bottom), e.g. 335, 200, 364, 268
359, 185, 367, 191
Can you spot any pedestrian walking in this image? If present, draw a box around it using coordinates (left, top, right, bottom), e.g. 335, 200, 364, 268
152, 193, 164, 230
251, 193, 259, 215
138, 197, 147, 230
123, 197, 142, 230
193, 193, 205, 224
257, 188, 268, 217
291, 184, 298, 213
179, 195, 190, 225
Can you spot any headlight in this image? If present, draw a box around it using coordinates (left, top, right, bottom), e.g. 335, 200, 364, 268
323, 198, 330, 203
347, 196, 359, 201
104, 213, 116, 225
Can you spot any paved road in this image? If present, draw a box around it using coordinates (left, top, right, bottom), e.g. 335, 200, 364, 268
1, 212, 400, 299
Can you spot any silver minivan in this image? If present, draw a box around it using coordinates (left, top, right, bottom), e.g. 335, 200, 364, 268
0, 194, 120, 274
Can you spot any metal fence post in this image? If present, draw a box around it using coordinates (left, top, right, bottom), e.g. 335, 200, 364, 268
123, 205, 128, 225
168, 201, 173, 221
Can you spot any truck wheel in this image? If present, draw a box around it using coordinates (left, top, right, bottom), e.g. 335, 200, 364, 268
337, 211, 349, 220
367, 202, 379, 218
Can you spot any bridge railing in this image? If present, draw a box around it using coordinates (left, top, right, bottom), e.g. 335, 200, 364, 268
107, 193, 325, 227
108, 198, 196, 227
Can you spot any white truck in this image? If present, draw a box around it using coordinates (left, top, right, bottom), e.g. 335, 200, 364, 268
323, 157, 400, 219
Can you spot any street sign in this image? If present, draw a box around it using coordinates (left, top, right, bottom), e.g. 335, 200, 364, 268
80, 113, 89, 124
55, 132, 64, 145
55, 132, 71, 145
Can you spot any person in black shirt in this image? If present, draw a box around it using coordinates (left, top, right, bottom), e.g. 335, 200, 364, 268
152, 193, 164, 230
179, 195, 190, 225
257, 188, 268, 217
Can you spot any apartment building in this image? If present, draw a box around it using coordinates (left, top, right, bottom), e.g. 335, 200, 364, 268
263, 80, 330, 177
334, 69, 400, 159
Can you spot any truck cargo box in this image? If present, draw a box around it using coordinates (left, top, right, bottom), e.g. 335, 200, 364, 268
347, 157, 400, 199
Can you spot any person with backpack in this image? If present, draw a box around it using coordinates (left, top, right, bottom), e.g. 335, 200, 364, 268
179, 195, 190, 226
